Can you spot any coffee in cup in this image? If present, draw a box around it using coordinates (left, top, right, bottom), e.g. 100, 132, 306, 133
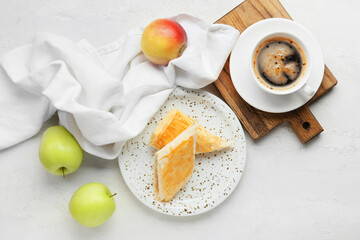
250, 32, 313, 96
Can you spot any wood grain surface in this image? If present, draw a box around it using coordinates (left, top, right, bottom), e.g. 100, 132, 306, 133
214, 0, 337, 143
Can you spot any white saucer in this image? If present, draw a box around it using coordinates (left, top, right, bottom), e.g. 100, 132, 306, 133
230, 18, 324, 113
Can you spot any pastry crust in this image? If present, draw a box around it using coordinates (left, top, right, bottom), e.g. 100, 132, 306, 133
151, 109, 230, 153
154, 122, 197, 202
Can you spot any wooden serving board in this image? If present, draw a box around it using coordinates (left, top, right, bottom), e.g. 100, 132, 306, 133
214, 0, 337, 143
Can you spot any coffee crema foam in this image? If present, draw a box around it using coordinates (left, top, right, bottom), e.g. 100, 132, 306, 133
253, 37, 306, 90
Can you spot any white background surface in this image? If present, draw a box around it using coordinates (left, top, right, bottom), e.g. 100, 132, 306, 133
0, 0, 359, 239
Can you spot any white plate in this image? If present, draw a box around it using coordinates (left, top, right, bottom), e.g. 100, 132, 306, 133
119, 87, 246, 216
230, 18, 325, 113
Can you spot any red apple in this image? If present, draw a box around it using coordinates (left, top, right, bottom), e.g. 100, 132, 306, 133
141, 19, 187, 65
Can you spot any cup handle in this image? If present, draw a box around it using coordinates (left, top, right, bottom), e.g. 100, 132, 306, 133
298, 84, 314, 97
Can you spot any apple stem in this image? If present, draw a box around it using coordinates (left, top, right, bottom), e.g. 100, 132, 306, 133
178, 43, 186, 56
61, 167, 65, 178
109, 193, 117, 198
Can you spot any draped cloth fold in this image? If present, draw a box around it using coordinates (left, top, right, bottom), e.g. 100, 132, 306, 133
0, 14, 239, 159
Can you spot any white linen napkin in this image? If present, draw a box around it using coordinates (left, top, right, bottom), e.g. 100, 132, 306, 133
0, 14, 239, 159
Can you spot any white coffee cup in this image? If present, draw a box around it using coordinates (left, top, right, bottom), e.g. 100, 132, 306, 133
250, 32, 314, 96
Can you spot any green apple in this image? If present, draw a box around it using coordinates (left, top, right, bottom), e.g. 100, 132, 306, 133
39, 126, 83, 177
69, 182, 116, 227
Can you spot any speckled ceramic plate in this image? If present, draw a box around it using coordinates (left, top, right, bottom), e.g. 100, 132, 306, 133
118, 87, 246, 216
